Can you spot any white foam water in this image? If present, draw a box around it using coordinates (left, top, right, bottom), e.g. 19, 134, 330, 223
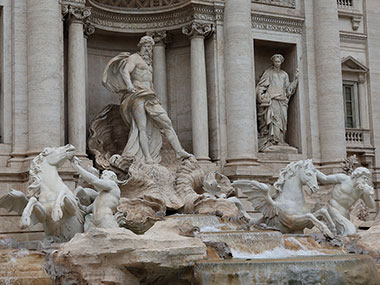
199, 225, 225, 232
231, 246, 325, 259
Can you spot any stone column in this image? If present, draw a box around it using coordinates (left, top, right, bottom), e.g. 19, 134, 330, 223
314, 0, 346, 167
62, 5, 91, 155
366, 0, 380, 213
223, 0, 258, 168
148, 31, 168, 111
11, 0, 28, 160
358, 74, 369, 129
27, 0, 63, 154
183, 23, 213, 162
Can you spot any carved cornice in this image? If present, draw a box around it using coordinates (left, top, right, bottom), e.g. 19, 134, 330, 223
87, 0, 220, 33
252, 0, 296, 9
61, 0, 86, 7
340, 32, 367, 44
182, 22, 214, 38
251, 13, 304, 34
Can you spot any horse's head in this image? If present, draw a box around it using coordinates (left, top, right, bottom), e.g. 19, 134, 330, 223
42, 144, 76, 168
299, 159, 319, 193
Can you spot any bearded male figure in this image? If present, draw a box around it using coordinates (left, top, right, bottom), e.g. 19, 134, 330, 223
103, 36, 191, 164
256, 54, 299, 151
317, 167, 375, 236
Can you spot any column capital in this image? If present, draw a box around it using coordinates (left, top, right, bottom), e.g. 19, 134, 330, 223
146, 31, 168, 45
182, 22, 214, 39
84, 22, 95, 38
62, 5, 91, 23
358, 74, 366, 84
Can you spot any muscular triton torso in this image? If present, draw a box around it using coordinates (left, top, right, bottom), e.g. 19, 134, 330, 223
129, 54, 154, 93
329, 180, 360, 218
93, 184, 120, 228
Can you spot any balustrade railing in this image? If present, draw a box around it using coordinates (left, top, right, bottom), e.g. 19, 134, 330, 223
346, 129, 363, 143
337, 0, 353, 8
345, 128, 371, 149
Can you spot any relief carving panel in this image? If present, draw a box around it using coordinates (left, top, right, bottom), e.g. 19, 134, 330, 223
253, 0, 296, 9
93, 0, 187, 9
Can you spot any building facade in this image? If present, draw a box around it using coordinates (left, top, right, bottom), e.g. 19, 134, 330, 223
0, 0, 379, 239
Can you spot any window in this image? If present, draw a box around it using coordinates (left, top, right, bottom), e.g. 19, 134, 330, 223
343, 82, 358, 128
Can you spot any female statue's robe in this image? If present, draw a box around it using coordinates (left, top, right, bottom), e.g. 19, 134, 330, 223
256, 66, 298, 151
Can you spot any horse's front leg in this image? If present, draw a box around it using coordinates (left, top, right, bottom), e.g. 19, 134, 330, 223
52, 191, 67, 222
62, 194, 79, 216
313, 207, 337, 235
293, 213, 334, 238
21, 197, 46, 228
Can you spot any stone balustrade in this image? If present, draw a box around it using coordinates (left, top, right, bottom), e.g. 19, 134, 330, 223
337, 0, 353, 8
345, 128, 371, 148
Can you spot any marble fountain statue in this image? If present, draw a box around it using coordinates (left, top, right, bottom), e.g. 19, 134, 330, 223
0, 36, 379, 284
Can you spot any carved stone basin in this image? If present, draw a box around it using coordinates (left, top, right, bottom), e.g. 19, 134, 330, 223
194, 255, 380, 285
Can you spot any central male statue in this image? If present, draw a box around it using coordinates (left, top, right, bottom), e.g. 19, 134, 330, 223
103, 36, 191, 163
256, 54, 298, 151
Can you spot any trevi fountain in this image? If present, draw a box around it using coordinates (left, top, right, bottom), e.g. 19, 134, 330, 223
0, 0, 380, 284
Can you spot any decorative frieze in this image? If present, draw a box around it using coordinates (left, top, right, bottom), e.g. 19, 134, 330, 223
252, 0, 296, 9
182, 22, 214, 38
340, 32, 367, 44
87, 1, 218, 33
92, 0, 187, 9
251, 13, 304, 34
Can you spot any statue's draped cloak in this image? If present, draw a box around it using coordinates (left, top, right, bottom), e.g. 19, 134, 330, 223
102, 52, 164, 163
256, 67, 297, 151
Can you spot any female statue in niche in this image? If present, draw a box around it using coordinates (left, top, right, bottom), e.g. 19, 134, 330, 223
256, 54, 299, 152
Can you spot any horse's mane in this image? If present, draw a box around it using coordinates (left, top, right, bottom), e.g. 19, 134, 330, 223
28, 148, 50, 198
273, 159, 313, 193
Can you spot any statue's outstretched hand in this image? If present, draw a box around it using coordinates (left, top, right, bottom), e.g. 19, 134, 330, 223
70, 156, 81, 166
295, 68, 299, 79
127, 86, 137, 93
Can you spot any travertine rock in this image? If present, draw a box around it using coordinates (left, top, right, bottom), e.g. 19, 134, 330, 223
192, 196, 240, 217
355, 222, 380, 260
0, 248, 51, 285
116, 196, 166, 234
55, 219, 207, 285
121, 159, 183, 209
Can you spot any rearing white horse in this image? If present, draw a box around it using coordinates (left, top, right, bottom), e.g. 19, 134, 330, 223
232, 160, 336, 237
0, 145, 84, 241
